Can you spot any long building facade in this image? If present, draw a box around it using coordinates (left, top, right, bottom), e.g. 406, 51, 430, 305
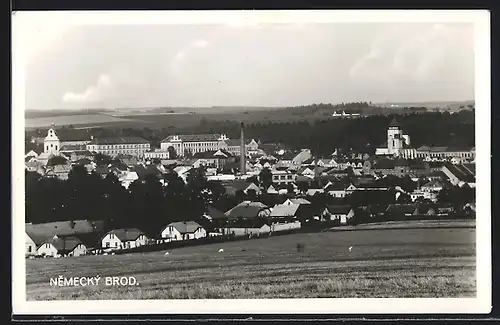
400, 146, 475, 161
86, 137, 150, 157
160, 134, 229, 157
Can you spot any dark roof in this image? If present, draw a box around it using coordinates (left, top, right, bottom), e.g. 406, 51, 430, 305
89, 137, 149, 145
207, 205, 227, 220
386, 204, 418, 214
162, 134, 222, 143
224, 139, 253, 147
443, 163, 475, 183
324, 182, 347, 191
60, 144, 88, 151
192, 151, 218, 159
417, 204, 436, 214
107, 228, 145, 242
26, 220, 105, 246
325, 205, 353, 214
166, 221, 203, 234
225, 201, 268, 218
223, 180, 257, 191
50, 236, 84, 253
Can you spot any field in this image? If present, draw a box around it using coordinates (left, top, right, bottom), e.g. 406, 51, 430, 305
24, 114, 152, 130
26, 224, 476, 300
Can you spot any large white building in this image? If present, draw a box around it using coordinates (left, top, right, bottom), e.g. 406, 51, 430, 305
160, 134, 229, 157
86, 137, 150, 157
375, 118, 410, 157
401, 146, 475, 162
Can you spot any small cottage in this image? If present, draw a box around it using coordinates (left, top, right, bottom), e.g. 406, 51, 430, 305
101, 228, 148, 250
321, 205, 355, 225
160, 221, 207, 242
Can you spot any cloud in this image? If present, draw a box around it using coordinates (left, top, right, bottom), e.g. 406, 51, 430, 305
171, 39, 211, 81
62, 74, 113, 104
349, 24, 450, 83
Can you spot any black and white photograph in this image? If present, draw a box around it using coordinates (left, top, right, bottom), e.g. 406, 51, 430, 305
12, 10, 491, 314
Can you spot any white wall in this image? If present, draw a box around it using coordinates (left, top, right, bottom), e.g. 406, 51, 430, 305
101, 233, 123, 249
161, 226, 183, 241
37, 243, 58, 257
69, 244, 87, 257
271, 221, 301, 232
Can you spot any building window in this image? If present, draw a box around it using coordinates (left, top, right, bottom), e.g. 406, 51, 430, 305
106, 242, 110, 248
28, 246, 32, 252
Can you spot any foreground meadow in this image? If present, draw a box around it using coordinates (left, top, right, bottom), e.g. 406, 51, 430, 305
26, 226, 476, 300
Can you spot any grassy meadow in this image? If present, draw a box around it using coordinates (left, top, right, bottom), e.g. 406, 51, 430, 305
26, 224, 476, 300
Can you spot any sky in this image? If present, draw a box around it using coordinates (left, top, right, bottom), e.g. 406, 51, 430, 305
22, 21, 475, 110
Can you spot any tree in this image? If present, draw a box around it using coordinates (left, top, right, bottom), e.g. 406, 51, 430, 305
167, 146, 177, 159
259, 168, 273, 189
286, 183, 295, 195
47, 155, 68, 166
296, 180, 310, 194
94, 153, 112, 166
248, 175, 259, 186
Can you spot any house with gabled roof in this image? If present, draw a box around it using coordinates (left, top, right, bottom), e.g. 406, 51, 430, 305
160, 221, 207, 242
321, 205, 355, 225
101, 228, 148, 250
26, 220, 104, 256
283, 198, 311, 205
223, 180, 261, 196
385, 204, 419, 218
224, 201, 271, 219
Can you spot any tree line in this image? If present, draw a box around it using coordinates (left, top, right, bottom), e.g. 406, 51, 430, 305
26, 110, 474, 157
26, 164, 475, 235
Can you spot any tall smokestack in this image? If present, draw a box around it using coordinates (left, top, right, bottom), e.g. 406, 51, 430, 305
240, 122, 246, 175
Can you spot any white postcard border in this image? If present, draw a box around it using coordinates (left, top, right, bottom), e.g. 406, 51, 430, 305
12, 9, 491, 315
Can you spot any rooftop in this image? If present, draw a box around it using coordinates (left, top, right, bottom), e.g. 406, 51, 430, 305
89, 137, 149, 145
161, 134, 225, 143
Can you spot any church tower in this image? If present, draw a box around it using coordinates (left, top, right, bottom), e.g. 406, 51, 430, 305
387, 118, 404, 156
44, 124, 61, 155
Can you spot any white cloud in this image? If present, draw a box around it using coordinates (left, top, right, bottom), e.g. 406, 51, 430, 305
349, 24, 452, 91
62, 74, 113, 104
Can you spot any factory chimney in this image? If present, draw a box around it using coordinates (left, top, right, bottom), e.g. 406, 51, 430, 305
240, 122, 246, 175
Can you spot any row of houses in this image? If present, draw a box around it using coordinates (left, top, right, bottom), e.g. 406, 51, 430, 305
26, 192, 475, 258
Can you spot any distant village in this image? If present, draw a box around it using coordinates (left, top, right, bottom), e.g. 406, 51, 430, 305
25, 118, 476, 258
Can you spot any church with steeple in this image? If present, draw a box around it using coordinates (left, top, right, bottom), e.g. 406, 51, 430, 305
375, 118, 411, 157
44, 123, 61, 155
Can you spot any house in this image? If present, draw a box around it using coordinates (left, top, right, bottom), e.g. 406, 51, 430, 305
44, 164, 72, 180
160, 221, 207, 242
321, 205, 355, 225
385, 204, 419, 218
118, 171, 139, 189
26, 220, 105, 256
34, 236, 60, 257
223, 180, 261, 196
224, 201, 271, 220
266, 184, 279, 194
417, 204, 437, 216
25, 232, 37, 256
219, 224, 271, 237
323, 182, 348, 198
271, 169, 296, 185
441, 163, 475, 187
306, 188, 324, 196
101, 228, 148, 250
420, 180, 444, 192
283, 198, 311, 205
436, 206, 455, 216
25, 150, 39, 159
26, 233, 88, 257
409, 190, 439, 203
